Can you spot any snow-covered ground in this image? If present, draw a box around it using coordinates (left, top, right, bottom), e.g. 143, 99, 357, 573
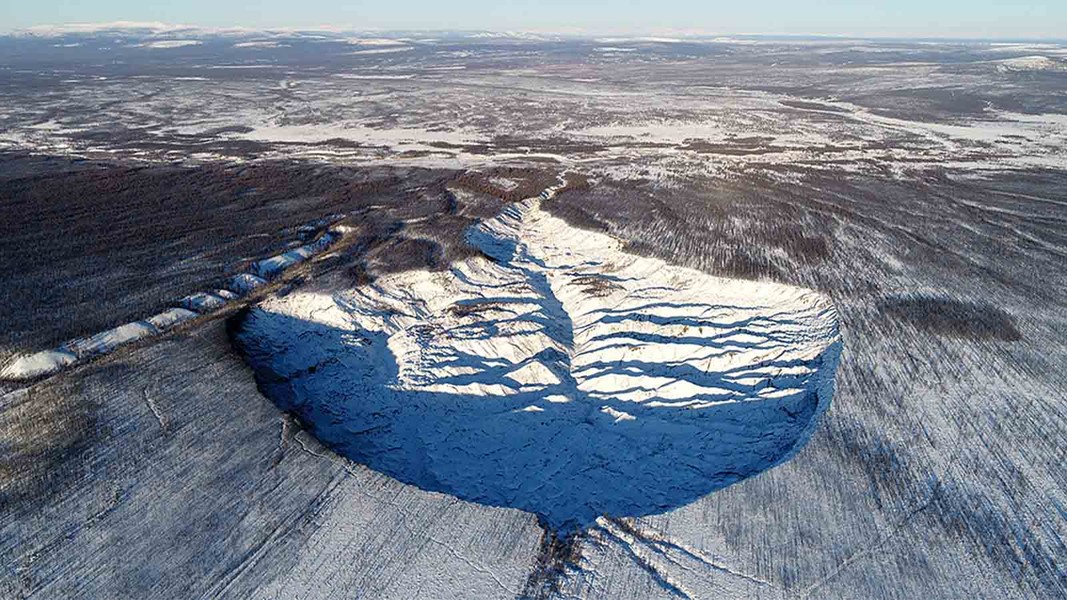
2, 36, 1065, 175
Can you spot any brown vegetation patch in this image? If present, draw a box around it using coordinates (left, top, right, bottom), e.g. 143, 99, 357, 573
0, 385, 100, 510
0, 156, 453, 353
571, 275, 624, 297
450, 167, 560, 202
779, 99, 852, 113
879, 294, 1022, 341
520, 527, 584, 600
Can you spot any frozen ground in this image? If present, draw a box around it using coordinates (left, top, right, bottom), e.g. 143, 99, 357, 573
2, 31, 1066, 176
1, 28, 1065, 600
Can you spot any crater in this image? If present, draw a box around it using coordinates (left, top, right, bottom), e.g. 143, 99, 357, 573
231, 200, 841, 531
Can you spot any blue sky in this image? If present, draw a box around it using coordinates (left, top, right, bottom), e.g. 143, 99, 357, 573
2, 1, 1065, 39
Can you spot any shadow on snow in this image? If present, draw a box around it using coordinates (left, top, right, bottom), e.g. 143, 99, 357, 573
229, 305, 840, 532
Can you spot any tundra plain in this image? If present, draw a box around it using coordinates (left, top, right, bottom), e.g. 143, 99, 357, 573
1, 28, 1065, 599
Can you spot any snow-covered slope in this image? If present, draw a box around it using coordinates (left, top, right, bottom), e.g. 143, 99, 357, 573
234, 198, 841, 530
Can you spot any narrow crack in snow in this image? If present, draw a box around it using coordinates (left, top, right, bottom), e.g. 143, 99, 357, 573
141, 386, 168, 433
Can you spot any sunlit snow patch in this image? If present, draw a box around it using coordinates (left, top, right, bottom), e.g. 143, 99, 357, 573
0, 349, 77, 381
996, 55, 1066, 72
233, 198, 841, 530
137, 40, 202, 50
230, 273, 268, 295
1, 309, 195, 380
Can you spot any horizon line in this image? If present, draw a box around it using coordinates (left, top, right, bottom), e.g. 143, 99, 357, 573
4, 21, 1066, 44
